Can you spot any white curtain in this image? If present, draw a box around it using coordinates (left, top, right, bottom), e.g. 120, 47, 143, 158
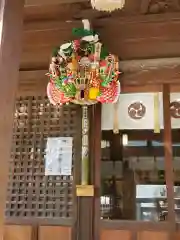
101, 92, 180, 130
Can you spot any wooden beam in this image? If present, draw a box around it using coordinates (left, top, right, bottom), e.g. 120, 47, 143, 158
121, 57, 180, 71
24, 4, 82, 22
102, 146, 180, 158
121, 65, 180, 86
20, 17, 180, 69
0, 0, 24, 237
121, 84, 180, 93
22, 18, 180, 45
102, 130, 180, 143
18, 70, 47, 96
122, 146, 180, 157
120, 57, 180, 86
140, 0, 151, 14
25, 0, 87, 6
24, 3, 107, 22
101, 220, 170, 231
163, 85, 176, 230
18, 55, 180, 95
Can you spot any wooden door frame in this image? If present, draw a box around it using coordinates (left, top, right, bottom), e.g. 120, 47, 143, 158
162, 84, 176, 232
91, 104, 101, 240
0, 0, 24, 237
89, 84, 178, 239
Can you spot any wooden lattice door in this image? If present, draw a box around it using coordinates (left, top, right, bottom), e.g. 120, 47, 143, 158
4, 96, 81, 240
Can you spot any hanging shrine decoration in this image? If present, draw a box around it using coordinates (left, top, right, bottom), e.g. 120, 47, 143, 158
91, 0, 125, 12
46, 19, 121, 197
47, 20, 120, 106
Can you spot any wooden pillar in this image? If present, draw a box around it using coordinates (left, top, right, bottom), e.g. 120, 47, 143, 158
92, 104, 101, 240
122, 160, 136, 220
163, 85, 176, 231
0, 0, 24, 236
121, 134, 136, 220
110, 133, 122, 219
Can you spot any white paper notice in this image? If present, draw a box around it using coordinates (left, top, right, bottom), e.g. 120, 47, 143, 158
45, 137, 73, 176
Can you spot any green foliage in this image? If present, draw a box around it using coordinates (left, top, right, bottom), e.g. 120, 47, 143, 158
72, 28, 96, 37
52, 47, 59, 57
100, 46, 109, 59
55, 78, 76, 97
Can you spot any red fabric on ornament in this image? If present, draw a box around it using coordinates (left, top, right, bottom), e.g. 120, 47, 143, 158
47, 82, 71, 105
97, 81, 120, 104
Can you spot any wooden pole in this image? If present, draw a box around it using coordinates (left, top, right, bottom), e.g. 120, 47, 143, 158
0, 0, 24, 237
92, 104, 101, 240
163, 84, 176, 230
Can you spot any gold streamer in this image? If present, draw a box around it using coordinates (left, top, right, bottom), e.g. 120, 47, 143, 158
154, 93, 160, 133
113, 98, 119, 134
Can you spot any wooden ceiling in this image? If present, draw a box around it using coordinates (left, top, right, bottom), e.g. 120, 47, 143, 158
19, 0, 180, 95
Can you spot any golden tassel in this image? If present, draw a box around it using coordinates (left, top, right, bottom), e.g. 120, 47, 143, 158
71, 53, 78, 74
113, 98, 119, 134
154, 93, 160, 133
